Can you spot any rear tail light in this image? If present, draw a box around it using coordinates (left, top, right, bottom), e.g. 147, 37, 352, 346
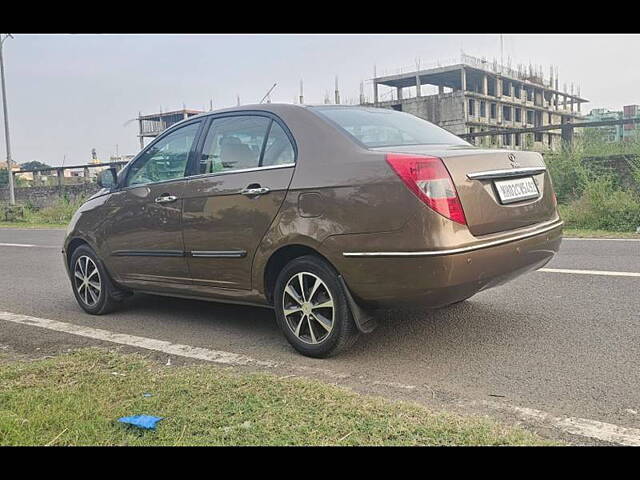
385, 153, 467, 225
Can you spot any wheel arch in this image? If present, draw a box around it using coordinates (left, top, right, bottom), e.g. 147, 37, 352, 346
65, 237, 92, 269
263, 244, 339, 305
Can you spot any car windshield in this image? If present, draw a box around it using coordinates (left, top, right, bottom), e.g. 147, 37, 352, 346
312, 106, 470, 148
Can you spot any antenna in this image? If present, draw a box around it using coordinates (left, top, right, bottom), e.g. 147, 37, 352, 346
259, 83, 277, 104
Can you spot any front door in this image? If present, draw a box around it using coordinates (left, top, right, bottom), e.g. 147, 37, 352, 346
182, 114, 296, 290
104, 120, 202, 288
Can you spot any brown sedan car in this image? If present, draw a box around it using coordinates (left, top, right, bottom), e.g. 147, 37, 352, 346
63, 104, 562, 357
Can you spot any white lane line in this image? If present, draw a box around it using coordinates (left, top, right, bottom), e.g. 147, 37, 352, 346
0, 242, 59, 249
539, 268, 640, 278
3, 310, 640, 446
564, 237, 640, 242
0, 311, 276, 368
484, 402, 640, 446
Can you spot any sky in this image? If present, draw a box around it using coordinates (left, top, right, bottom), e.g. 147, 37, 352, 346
1, 33, 640, 167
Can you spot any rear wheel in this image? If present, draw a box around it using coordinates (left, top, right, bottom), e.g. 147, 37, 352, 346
70, 245, 124, 315
274, 255, 359, 358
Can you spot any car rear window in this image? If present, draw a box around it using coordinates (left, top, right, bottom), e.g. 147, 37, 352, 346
312, 106, 470, 148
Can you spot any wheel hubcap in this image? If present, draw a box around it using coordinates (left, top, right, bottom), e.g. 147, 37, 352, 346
74, 255, 101, 307
282, 272, 334, 345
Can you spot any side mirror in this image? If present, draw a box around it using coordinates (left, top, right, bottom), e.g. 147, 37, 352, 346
97, 167, 117, 189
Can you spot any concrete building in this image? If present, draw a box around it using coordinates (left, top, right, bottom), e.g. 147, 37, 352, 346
622, 105, 640, 142
366, 54, 588, 151
137, 108, 203, 148
584, 108, 623, 142
583, 105, 640, 143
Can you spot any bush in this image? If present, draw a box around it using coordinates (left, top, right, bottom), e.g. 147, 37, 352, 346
26, 196, 85, 224
559, 177, 640, 232
546, 134, 640, 232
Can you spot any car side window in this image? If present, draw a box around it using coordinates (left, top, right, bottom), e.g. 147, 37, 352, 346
262, 121, 295, 167
199, 116, 271, 174
127, 122, 200, 187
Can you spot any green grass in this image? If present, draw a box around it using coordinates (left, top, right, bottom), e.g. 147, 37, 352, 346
0, 349, 554, 446
563, 227, 640, 239
1, 196, 83, 228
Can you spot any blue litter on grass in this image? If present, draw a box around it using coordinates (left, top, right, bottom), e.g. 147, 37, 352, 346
143, 393, 153, 397
118, 415, 164, 430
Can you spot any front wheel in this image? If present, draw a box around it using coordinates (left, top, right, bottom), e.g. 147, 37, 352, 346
70, 245, 124, 315
274, 255, 359, 358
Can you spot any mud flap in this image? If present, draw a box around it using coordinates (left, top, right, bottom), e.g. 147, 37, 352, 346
338, 275, 377, 334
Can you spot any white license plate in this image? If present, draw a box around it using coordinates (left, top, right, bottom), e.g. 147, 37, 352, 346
494, 176, 539, 204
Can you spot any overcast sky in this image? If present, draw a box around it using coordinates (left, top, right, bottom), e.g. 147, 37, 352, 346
1, 34, 639, 167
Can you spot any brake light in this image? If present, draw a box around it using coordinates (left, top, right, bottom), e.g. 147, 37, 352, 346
385, 153, 467, 225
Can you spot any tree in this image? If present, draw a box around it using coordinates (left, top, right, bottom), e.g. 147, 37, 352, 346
20, 160, 51, 171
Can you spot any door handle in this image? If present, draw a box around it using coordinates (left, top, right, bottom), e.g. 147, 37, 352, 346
240, 186, 270, 196
155, 195, 178, 204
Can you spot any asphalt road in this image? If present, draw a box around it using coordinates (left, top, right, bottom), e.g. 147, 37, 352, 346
1, 227, 639, 444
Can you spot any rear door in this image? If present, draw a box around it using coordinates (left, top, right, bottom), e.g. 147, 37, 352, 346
104, 120, 202, 288
182, 113, 296, 290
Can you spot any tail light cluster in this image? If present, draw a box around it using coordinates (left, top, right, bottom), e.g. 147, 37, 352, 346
385, 153, 467, 225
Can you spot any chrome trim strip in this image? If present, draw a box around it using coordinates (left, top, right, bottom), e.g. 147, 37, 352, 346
343, 220, 563, 258
467, 166, 546, 180
112, 250, 185, 257
190, 250, 247, 258
187, 163, 295, 181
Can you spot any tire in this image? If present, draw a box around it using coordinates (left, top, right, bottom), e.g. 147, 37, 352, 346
69, 244, 125, 315
274, 255, 360, 358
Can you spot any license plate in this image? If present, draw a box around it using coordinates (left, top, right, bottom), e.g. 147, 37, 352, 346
494, 176, 539, 204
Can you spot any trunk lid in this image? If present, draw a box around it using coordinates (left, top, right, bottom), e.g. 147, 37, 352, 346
374, 145, 557, 236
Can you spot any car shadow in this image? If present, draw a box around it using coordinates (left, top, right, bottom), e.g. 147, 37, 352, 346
113, 291, 533, 365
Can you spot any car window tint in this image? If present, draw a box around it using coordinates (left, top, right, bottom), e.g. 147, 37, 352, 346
127, 122, 200, 186
262, 121, 295, 167
312, 106, 470, 148
199, 116, 270, 174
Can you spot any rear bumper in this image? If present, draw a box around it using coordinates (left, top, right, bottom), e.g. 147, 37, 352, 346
336, 219, 563, 308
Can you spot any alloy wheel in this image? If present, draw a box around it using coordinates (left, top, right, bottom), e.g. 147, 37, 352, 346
74, 255, 101, 307
282, 272, 335, 344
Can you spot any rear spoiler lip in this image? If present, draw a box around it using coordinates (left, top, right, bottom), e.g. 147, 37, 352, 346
467, 166, 546, 180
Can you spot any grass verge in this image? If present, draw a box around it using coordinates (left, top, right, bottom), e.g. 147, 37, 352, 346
0, 348, 554, 446
0, 221, 67, 229
563, 227, 640, 239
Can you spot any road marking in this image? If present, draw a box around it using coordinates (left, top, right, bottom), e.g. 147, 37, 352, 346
2, 310, 639, 446
539, 267, 640, 278
484, 402, 640, 446
0, 311, 276, 368
564, 237, 640, 242
0, 243, 59, 249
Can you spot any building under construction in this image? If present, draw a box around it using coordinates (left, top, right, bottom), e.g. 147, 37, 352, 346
366, 54, 588, 151
137, 108, 204, 148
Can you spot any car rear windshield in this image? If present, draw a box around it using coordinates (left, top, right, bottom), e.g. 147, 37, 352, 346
312, 106, 470, 148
